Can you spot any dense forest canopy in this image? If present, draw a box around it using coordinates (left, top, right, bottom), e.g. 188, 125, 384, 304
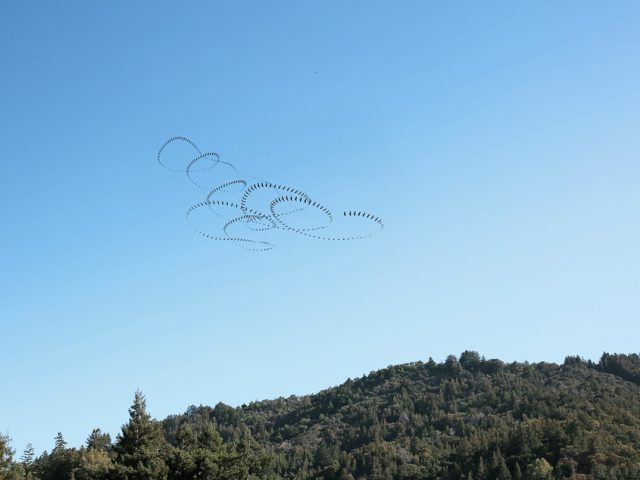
2, 352, 640, 480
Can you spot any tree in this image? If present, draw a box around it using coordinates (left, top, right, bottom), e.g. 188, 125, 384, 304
526, 458, 553, 480
86, 429, 111, 451
75, 447, 113, 480
514, 462, 522, 480
166, 423, 225, 480
40, 432, 77, 480
444, 355, 462, 375
112, 390, 168, 480
19, 444, 36, 480
459, 351, 482, 371
0, 434, 19, 480
20, 444, 34, 465
491, 450, 511, 480
476, 457, 487, 480
53, 433, 67, 454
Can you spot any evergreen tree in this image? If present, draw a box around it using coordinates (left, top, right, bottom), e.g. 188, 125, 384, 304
491, 450, 511, 480
19, 443, 36, 480
42, 432, 77, 480
459, 351, 482, 371
20, 444, 34, 465
514, 462, 522, 480
0, 434, 19, 480
53, 433, 67, 454
476, 457, 487, 480
112, 390, 168, 480
86, 429, 111, 451
166, 423, 227, 480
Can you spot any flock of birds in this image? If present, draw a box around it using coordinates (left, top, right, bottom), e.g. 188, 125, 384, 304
158, 136, 384, 251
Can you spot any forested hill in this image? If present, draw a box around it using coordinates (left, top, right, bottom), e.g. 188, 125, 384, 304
163, 353, 640, 479
3, 352, 640, 480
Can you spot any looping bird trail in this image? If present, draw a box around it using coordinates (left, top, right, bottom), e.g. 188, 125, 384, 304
158, 136, 384, 251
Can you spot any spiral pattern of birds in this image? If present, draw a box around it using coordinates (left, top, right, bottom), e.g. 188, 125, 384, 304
158, 136, 384, 252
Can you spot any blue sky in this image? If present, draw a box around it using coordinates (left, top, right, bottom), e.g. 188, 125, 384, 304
1, 1, 639, 454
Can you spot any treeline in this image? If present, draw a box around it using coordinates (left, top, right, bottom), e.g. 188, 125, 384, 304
0, 392, 271, 480
2, 352, 640, 480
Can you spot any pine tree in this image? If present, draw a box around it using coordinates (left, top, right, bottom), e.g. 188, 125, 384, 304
37, 433, 77, 480
20, 444, 34, 465
514, 462, 522, 480
113, 390, 168, 480
18, 443, 36, 480
86, 428, 111, 451
489, 449, 511, 480
53, 433, 67, 454
460, 350, 482, 371
0, 434, 17, 479
476, 457, 487, 480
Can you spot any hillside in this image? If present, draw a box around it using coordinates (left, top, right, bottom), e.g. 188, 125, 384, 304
161, 352, 640, 479
3, 352, 640, 480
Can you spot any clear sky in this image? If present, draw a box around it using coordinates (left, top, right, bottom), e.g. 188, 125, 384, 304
1, 1, 639, 455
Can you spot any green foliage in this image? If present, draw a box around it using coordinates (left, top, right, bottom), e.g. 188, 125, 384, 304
4, 352, 640, 479
1, 434, 22, 480
19, 445, 34, 466
178, 351, 640, 479
526, 458, 553, 479
598, 353, 640, 385
86, 430, 111, 452
111, 390, 168, 480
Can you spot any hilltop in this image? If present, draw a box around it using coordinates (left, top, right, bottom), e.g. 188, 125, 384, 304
3, 352, 640, 479
162, 352, 640, 479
